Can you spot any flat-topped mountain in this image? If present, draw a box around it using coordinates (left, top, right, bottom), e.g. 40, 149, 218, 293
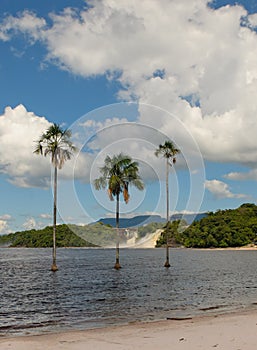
96, 213, 206, 228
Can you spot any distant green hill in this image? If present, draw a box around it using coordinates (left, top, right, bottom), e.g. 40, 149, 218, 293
0, 222, 165, 248
0, 224, 96, 248
2, 204, 257, 249
156, 203, 257, 248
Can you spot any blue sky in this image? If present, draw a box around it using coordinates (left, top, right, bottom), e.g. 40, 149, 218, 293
1, 0, 257, 234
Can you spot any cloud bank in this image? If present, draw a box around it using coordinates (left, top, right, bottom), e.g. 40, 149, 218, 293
1, 0, 257, 187
0, 105, 93, 188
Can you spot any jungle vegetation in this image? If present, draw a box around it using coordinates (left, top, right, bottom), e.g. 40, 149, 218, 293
156, 203, 257, 248
0, 224, 95, 248
2, 203, 257, 249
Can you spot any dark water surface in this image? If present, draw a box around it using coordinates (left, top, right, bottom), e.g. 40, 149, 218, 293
1, 248, 257, 336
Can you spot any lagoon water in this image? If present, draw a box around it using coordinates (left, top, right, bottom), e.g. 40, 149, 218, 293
1, 247, 257, 336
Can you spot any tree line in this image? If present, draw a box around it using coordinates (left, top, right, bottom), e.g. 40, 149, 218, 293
156, 203, 257, 248
2, 203, 257, 249
0, 222, 163, 248
0, 225, 95, 248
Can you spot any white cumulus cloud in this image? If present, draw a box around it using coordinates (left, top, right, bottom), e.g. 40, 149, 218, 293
0, 104, 52, 187
22, 217, 37, 230
205, 179, 247, 199
1, 1, 257, 175
0, 220, 9, 234
39, 213, 51, 219
0, 10, 46, 42
0, 214, 12, 221
225, 169, 257, 181
0, 104, 94, 188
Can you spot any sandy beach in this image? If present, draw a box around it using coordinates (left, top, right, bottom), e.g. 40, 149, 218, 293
1, 309, 257, 350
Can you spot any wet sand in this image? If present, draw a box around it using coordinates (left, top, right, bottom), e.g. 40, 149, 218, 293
1, 309, 257, 349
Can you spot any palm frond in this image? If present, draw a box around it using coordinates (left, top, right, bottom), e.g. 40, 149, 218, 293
155, 140, 180, 161
33, 142, 43, 155
94, 177, 107, 190
108, 188, 114, 201
94, 153, 144, 204
34, 123, 77, 170
123, 185, 130, 204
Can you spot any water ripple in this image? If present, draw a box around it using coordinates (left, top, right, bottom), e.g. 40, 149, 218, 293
1, 248, 257, 335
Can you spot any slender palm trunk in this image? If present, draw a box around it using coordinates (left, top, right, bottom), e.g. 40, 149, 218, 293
51, 164, 58, 272
114, 193, 121, 269
164, 158, 171, 268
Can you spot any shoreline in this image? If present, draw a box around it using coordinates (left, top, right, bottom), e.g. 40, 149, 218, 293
1, 308, 257, 349
78, 246, 257, 250
1, 244, 257, 250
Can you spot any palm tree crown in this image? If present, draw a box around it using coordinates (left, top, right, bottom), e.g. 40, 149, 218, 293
154, 140, 180, 164
94, 153, 144, 203
34, 123, 77, 168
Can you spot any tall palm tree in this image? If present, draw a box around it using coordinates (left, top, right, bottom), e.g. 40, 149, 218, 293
94, 153, 144, 269
34, 123, 77, 272
155, 140, 180, 268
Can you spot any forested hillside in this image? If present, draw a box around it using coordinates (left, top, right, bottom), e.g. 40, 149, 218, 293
2, 204, 257, 249
156, 203, 257, 248
0, 222, 162, 248
0, 225, 96, 248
